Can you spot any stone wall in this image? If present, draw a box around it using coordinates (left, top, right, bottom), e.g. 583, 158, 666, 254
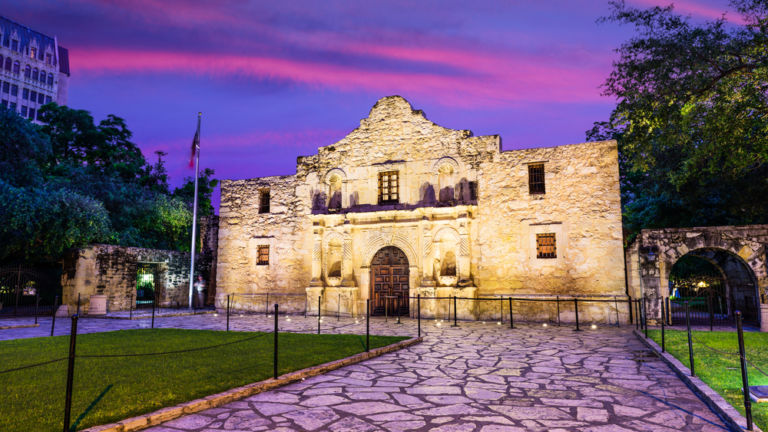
61, 244, 191, 313
216, 96, 627, 322
627, 225, 768, 322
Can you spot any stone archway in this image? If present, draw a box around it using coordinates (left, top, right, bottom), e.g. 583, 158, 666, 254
626, 225, 768, 323
370, 246, 409, 316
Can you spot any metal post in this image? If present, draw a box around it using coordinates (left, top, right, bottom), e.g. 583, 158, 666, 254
151, 293, 156, 329
574, 298, 581, 331
34, 292, 39, 325
667, 297, 672, 325
417, 294, 421, 338
628, 296, 633, 324
14, 264, 21, 316
226, 294, 231, 332
317, 295, 321, 334
366, 299, 370, 352
736, 311, 753, 431
614, 296, 620, 327
635, 300, 639, 330
129, 293, 133, 320
273, 304, 278, 379
76, 293, 81, 317
556, 296, 561, 327
508, 297, 514, 329
643, 297, 648, 338
396, 296, 401, 325
385, 297, 389, 323
265, 293, 269, 316
452, 295, 458, 327
338, 293, 341, 321
187, 113, 202, 310
708, 295, 714, 331
685, 301, 695, 376
51, 295, 58, 337
661, 298, 666, 353
62, 314, 78, 432
499, 296, 503, 323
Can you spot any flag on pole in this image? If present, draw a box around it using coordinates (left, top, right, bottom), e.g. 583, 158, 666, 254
189, 128, 200, 168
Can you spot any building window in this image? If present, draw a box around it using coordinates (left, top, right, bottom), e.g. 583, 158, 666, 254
22, 88, 28, 100
47, 75, 53, 86
528, 163, 546, 195
38, 93, 44, 104
2, 82, 8, 93
28, 108, 35, 119
30, 47, 36, 59
10, 85, 17, 96
1, 37, 7, 48
11, 39, 18, 52
1, 99, 7, 108
45, 53, 52, 64
45, 96, 52, 104
378, 171, 399, 204
4, 58, 10, 71
30, 91, 36, 102
20, 105, 27, 116
259, 190, 270, 213
536, 233, 557, 259
39, 71, 46, 84
32, 68, 38, 81
12, 61, 19, 75
24, 65, 30, 78
257, 245, 270, 265
10, 102, 16, 111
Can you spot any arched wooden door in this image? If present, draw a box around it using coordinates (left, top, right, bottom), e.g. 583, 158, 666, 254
370, 246, 409, 316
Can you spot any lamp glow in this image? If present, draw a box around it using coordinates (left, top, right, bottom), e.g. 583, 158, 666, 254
591, 324, 597, 329
542, 323, 548, 328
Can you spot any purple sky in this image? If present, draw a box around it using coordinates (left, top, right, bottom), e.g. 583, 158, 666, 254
6, 0, 742, 211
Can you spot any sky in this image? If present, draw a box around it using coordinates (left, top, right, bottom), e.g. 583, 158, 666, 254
4, 0, 743, 210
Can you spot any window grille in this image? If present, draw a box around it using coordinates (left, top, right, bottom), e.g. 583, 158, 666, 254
378, 171, 399, 204
528, 163, 546, 195
257, 245, 269, 265
536, 233, 557, 259
259, 190, 270, 213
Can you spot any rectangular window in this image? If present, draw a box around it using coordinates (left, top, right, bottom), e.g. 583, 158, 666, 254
10, 84, 17, 96
22, 88, 28, 100
45, 96, 52, 104
11, 39, 18, 51
378, 171, 399, 204
2, 82, 8, 93
528, 163, 546, 195
257, 245, 270, 265
46, 53, 52, 64
2, 37, 9, 48
258, 190, 270, 213
30, 47, 36, 59
536, 233, 557, 259
1, 99, 7, 107
20, 105, 27, 116
28, 107, 35, 119
30, 91, 36, 102
38, 93, 44, 104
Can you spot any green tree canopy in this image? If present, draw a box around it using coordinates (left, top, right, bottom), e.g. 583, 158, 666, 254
0, 104, 217, 261
589, 0, 768, 239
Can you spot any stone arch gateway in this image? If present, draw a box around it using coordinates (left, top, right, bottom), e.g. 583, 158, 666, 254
626, 225, 768, 326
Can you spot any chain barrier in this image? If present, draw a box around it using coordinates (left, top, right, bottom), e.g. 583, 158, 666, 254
78, 332, 270, 359
0, 357, 67, 375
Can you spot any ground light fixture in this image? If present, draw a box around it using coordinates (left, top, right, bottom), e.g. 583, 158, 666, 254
591, 324, 597, 329
542, 323, 548, 328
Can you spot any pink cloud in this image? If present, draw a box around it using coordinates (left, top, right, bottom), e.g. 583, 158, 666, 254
71, 46, 608, 107
630, 0, 746, 22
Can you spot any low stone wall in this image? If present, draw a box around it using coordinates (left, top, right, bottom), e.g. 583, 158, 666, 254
61, 245, 191, 313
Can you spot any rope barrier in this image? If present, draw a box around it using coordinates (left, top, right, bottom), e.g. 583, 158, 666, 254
0, 357, 67, 375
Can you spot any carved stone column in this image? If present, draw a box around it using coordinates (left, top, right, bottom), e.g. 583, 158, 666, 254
310, 227, 323, 287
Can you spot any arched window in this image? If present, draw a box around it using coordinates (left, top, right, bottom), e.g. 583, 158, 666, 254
39, 71, 46, 84
438, 163, 455, 203
47, 74, 53, 86
32, 68, 38, 80
328, 174, 342, 211
12, 61, 20, 74
4, 58, 10, 71
24, 64, 30, 78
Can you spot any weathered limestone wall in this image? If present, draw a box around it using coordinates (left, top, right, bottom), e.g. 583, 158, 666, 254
216, 96, 628, 322
61, 244, 190, 313
216, 175, 312, 312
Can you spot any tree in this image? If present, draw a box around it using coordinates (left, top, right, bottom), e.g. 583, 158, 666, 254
173, 168, 219, 218
589, 0, 768, 239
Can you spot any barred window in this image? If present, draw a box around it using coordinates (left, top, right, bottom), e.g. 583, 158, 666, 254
259, 190, 270, 213
536, 233, 556, 259
257, 245, 269, 265
378, 171, 399, 204
528, 163, 545, 195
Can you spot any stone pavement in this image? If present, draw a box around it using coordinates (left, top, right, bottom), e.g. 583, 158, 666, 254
0, 314, 732, 430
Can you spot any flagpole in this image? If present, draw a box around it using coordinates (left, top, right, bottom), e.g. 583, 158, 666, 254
188, 112, 201, 309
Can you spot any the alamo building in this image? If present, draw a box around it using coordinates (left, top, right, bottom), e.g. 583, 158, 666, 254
216, 96, 626, 322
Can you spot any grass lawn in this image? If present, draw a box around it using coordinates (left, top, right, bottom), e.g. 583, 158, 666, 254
647, 329, 768, 430
0, 329, 407, 431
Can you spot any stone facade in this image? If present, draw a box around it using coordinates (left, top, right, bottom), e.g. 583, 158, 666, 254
216, 96, 626, 322
627, 225, 768, 322
61, 244, 191, 313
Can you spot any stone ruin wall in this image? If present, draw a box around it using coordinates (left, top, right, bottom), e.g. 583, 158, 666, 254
216, 175, 312, 313
61, 244, 190, 313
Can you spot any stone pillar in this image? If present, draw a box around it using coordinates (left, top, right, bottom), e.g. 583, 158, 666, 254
342, 230, 355, 287
761, 304, 768, 332
458, 235, 471, 283
310, 229, 323, 287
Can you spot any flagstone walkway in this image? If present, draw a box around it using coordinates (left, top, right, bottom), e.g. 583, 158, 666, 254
88, 317, 731, 432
